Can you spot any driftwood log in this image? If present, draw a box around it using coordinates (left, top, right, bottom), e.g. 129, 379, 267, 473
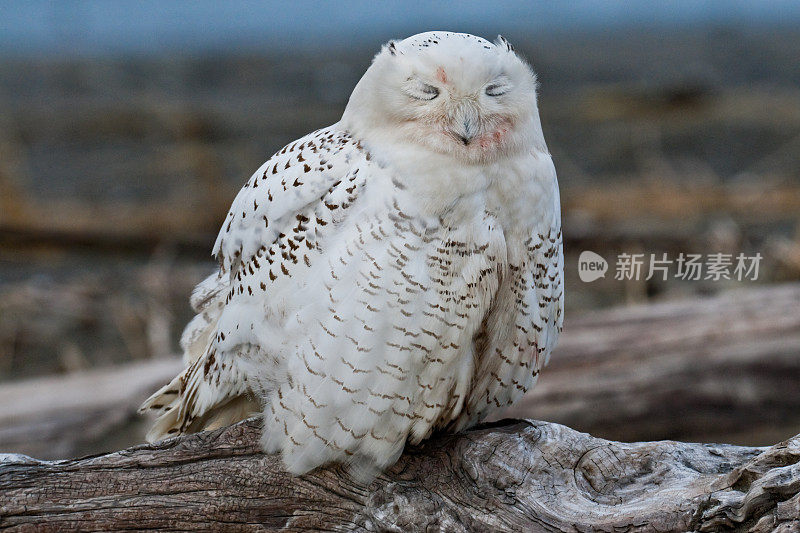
495, 282, 800, 446
1, 418, 799, 532
0, 285, 799, 530
1, 284, 798, 460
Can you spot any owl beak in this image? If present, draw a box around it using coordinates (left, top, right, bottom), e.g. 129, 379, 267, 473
453, 118, 477, 146
459, 121, 476, 145
450, 101, 480, 146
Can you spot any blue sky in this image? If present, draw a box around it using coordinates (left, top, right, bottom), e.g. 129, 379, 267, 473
2, 0, 799, 57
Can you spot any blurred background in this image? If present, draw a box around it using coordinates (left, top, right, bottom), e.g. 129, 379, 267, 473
1, 1, 799, 459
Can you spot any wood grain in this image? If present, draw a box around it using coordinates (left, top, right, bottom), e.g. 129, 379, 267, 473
1, 418, 798, 532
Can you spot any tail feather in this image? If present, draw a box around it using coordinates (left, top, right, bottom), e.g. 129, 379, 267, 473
139, 360, 260, 442
139, 375, 184, 441
139, 271, 259, 442
193, 394, 261, 433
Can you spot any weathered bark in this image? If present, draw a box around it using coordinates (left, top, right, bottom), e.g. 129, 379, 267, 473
2, 284, 798, 460
495, 283, 800, 446
1, 418, 798, 532
1, 286, 798, 529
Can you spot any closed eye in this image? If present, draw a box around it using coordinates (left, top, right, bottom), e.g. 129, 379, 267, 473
418, 84, 440, 99
485, 82, 510, 97
404, 79, 440, 101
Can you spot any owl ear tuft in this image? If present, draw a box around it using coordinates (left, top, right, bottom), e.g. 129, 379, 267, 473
495, 35, 515, 53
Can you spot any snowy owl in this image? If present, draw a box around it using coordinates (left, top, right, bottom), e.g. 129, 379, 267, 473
141, 31, 563, 477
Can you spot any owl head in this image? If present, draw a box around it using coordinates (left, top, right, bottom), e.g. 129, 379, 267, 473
342, 31, 546, 164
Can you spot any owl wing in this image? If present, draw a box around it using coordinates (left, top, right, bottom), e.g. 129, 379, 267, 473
463, 225, 564, 426
141, 125, 373, 440
263, 195, 510, 476
213, 126, 368, 279
454, 165, 564, 429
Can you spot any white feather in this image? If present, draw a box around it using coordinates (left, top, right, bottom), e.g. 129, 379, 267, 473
141, 31, 563, 477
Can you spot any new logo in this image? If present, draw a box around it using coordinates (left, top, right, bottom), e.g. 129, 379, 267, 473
578, 251, 608, 282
